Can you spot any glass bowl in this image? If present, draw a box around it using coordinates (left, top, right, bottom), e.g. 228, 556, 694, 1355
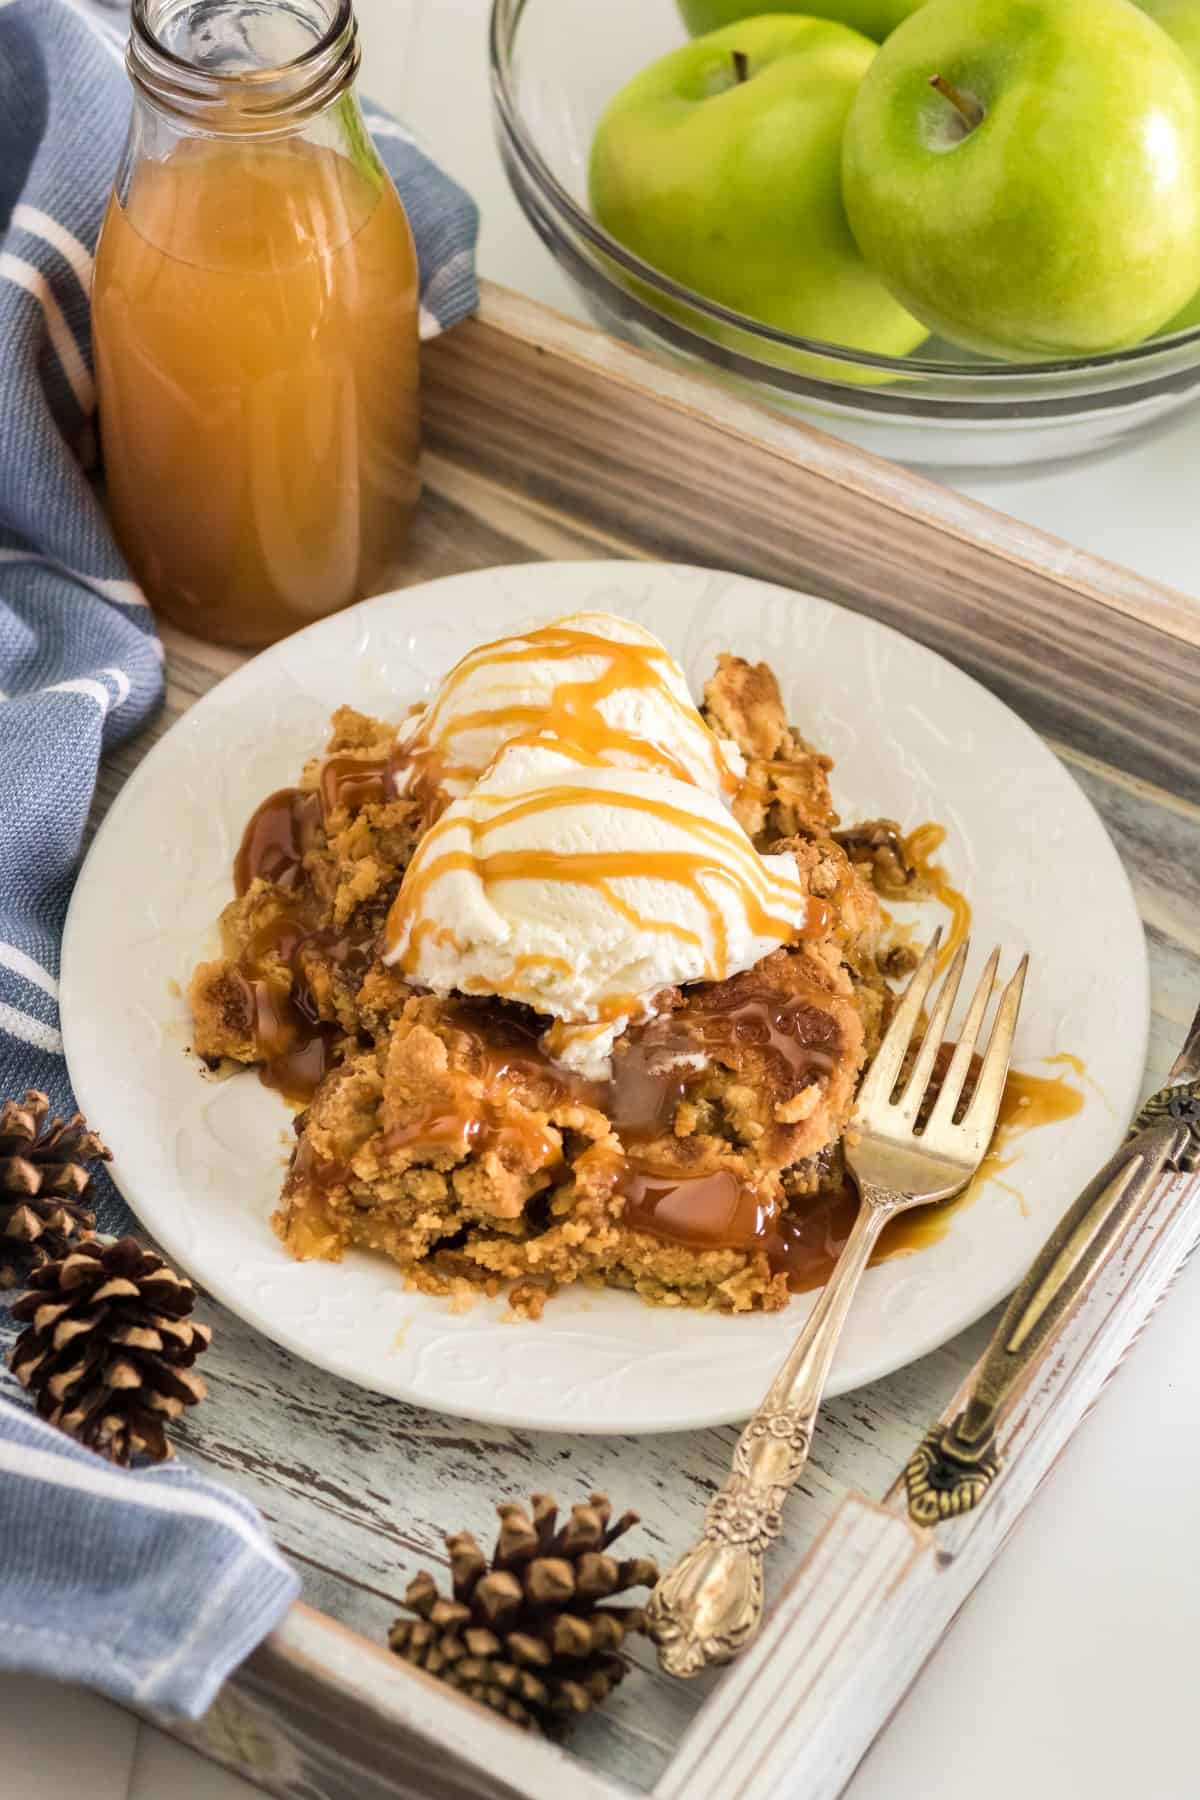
489, 0, 1200, 468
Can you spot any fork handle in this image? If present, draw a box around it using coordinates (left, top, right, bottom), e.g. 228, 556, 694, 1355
647, 1182, 897, 1677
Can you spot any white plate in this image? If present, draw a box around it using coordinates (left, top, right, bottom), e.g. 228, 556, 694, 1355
62, 563, 1148, 1433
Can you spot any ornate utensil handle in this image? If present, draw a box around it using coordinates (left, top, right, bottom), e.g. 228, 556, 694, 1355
647, 1183, 898, 1677
906, 1114, 1191, 1526
907, 1007, 1200, 1525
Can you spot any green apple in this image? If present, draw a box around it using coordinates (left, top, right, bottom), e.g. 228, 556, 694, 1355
842, 0, 1200, 359
1137, 0, 1200, 67
1138, 2, 1200, 334
1159, 288, 1200, 334
589, 16, 928, 375
677, 0, 925, 43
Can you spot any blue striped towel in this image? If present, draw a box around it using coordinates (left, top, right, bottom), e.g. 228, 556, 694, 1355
0, 0, 478, 1716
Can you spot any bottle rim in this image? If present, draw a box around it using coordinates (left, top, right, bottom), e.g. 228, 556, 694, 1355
128, 0, 360, 127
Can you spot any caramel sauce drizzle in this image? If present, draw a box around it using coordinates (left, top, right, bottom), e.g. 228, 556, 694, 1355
387, 784, 827, 980
381, 1003, 602, 1169
902, 822, 972, 969
394, 622, 740, 811
385, 621, 806, 987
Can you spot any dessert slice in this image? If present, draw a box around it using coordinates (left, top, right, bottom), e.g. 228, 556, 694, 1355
191, 615, 913, 1316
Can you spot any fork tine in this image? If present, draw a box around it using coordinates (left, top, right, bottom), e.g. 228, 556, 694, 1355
894, 937, 970, 1124
958, 954, 1029, 1152
923, 945, 1001, 1134
856, 928, 943, 1110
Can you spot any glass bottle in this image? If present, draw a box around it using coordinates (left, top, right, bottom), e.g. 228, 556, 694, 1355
93, 0, 421, 649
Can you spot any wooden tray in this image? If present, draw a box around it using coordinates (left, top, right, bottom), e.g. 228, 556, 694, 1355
93, 282, 1200, 1800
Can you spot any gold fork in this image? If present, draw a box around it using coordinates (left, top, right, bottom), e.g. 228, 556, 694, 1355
647, 931, 1028, 1677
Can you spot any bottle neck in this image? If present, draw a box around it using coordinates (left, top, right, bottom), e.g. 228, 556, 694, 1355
127, 0, 360, 132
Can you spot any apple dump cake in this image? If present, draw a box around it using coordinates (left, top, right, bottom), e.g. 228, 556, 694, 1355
189, 613, 940, 1315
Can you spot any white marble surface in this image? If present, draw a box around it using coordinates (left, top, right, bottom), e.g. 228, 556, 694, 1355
19, 1, 1200, 1794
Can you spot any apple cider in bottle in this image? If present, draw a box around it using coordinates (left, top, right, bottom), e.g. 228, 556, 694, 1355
92, 0, 420, 648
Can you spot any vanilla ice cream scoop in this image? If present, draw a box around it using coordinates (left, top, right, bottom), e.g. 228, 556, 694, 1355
383, 740, 820, 1078
392, 611, 743, 815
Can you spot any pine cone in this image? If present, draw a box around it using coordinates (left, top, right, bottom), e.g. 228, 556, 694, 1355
9, 1237, 211, 1465
0, 1090, 109, 1268
389, 1493, 658, 1735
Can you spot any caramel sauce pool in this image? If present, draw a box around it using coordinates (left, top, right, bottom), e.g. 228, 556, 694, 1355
793, 1064, 1086, 1290
625, 1061, 1086, 1293
227, 761, 394, 1102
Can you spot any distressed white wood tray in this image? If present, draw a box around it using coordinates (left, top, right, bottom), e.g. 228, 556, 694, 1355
88, 282, 1200, 1800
